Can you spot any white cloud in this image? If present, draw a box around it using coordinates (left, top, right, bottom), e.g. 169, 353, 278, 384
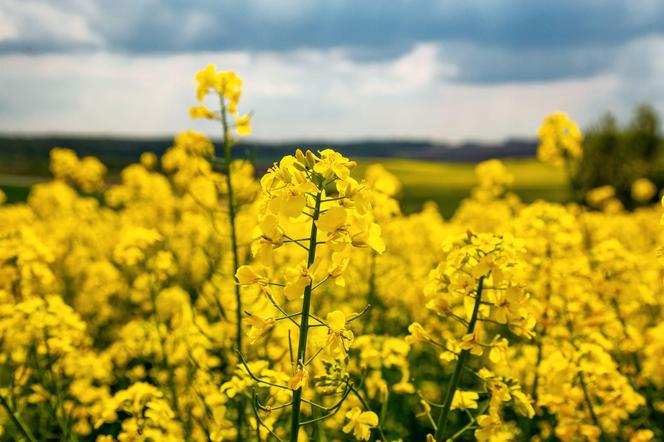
0, 10, 18, 41
612, 35, 664, 114
0, 0, 100, 47
0, 37, 662, 142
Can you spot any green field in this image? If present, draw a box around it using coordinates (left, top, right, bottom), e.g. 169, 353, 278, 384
0, 174, 45, 204
354, 158, 568, 217
0, 158, 568, 218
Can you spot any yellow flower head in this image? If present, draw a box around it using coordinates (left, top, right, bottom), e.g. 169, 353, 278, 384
451, 390, 479, 410
342, 407, 379, 441
325, 310, 354, 356
189, 104, 215, 120
631, 178, 656, 203
537, 111, 583, 166
235, 114, 252, 136
194, 64, 242, 106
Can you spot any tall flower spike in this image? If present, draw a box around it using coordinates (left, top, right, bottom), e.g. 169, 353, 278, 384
409, 232, 536, 441
234, 148, 383, 441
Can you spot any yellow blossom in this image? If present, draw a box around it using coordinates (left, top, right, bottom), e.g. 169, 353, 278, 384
342, 407, 379, 441
235, 114, 252, 136
189, 104, 215, 119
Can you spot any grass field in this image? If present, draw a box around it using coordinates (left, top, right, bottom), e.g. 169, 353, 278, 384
354, 158, 568, 217
0, 174, 45, 204
0, 157, 568, 217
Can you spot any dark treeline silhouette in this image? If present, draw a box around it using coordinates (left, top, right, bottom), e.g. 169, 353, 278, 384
574, 104, 664, 207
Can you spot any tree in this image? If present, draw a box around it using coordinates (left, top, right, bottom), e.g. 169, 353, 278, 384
573, 105, 663, 208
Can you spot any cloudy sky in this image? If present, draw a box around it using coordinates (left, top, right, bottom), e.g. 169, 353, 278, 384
1, 0, 664, 142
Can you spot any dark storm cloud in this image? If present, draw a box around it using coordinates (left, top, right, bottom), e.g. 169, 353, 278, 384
3, 0, 664, 83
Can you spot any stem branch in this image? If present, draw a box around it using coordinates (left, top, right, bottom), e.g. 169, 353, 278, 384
434, 276, 484, 441
289, 191, 323, 441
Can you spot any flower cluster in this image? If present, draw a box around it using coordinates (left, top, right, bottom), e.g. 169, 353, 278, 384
537, 111, 583, 166
50, 147, 107, 193
190, 64, 252, 136
409, 232, 536, 441
235, 148, 386, 440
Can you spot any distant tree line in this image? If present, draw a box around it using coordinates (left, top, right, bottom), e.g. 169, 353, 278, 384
573, 104, 664, 208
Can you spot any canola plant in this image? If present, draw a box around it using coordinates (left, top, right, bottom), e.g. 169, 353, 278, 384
0, 66, 662, 442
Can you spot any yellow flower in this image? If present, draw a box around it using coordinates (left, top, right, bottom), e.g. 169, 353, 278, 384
631, 178, 656, 202
325, 310, 354, 356
314, 149, 356, 180
140, 152, 157, 169
252, 213, 284, 264
460, 331, 484, 356
537, 111, 583, 166
451, 390, 479, 410
244, 314, 275, 344
283, 261, 315, 300
194, 64, 243, 116
327, 252, 350, 287
474, 414, 503, 441
511, 389, 535, 418
27, 384, 49, 404
317, 206, 348, 237
586, 185, 616, 208
364, 163, 401, 197
235, 114, 252, 136
488, 336, 508, 364
235, 265, 270, 290
405, 322, 430, 344
348, 216, 385, 254
630, 429, 655, 442
473, 159, 514, 201
189, 104, 215, 119
195, 64, 218, 101
288, 366, 308, 390
342, 407, 379, 441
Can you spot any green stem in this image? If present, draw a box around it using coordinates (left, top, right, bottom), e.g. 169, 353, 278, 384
578, 371, 605, 438
289, 191, 323, 442
219, 95, 243, 355
251, 394, 262, 442
366, 252, 378, 333
449, 402, 489, 441
564, 314, 606, 441
0, 395, 37, 442
42, 330, 76, 441
219, 94, 245, 441
434, 276, 484, 442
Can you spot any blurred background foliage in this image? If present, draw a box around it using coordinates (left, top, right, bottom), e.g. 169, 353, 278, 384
574, 104, 664, 208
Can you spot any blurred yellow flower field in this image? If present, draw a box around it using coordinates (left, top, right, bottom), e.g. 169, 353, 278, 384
0, 67, 662, 442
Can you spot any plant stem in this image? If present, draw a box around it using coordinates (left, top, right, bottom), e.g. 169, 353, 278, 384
219, 95, 245, 441
219, 95, 243, 356
366, 252, 378, 333
289, 191, 323, 442
42, 330, 76, 441
578, 371, 605, 439
0, 395, 37, 442
449, 402, 489, 441
434, 276, 484, 442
